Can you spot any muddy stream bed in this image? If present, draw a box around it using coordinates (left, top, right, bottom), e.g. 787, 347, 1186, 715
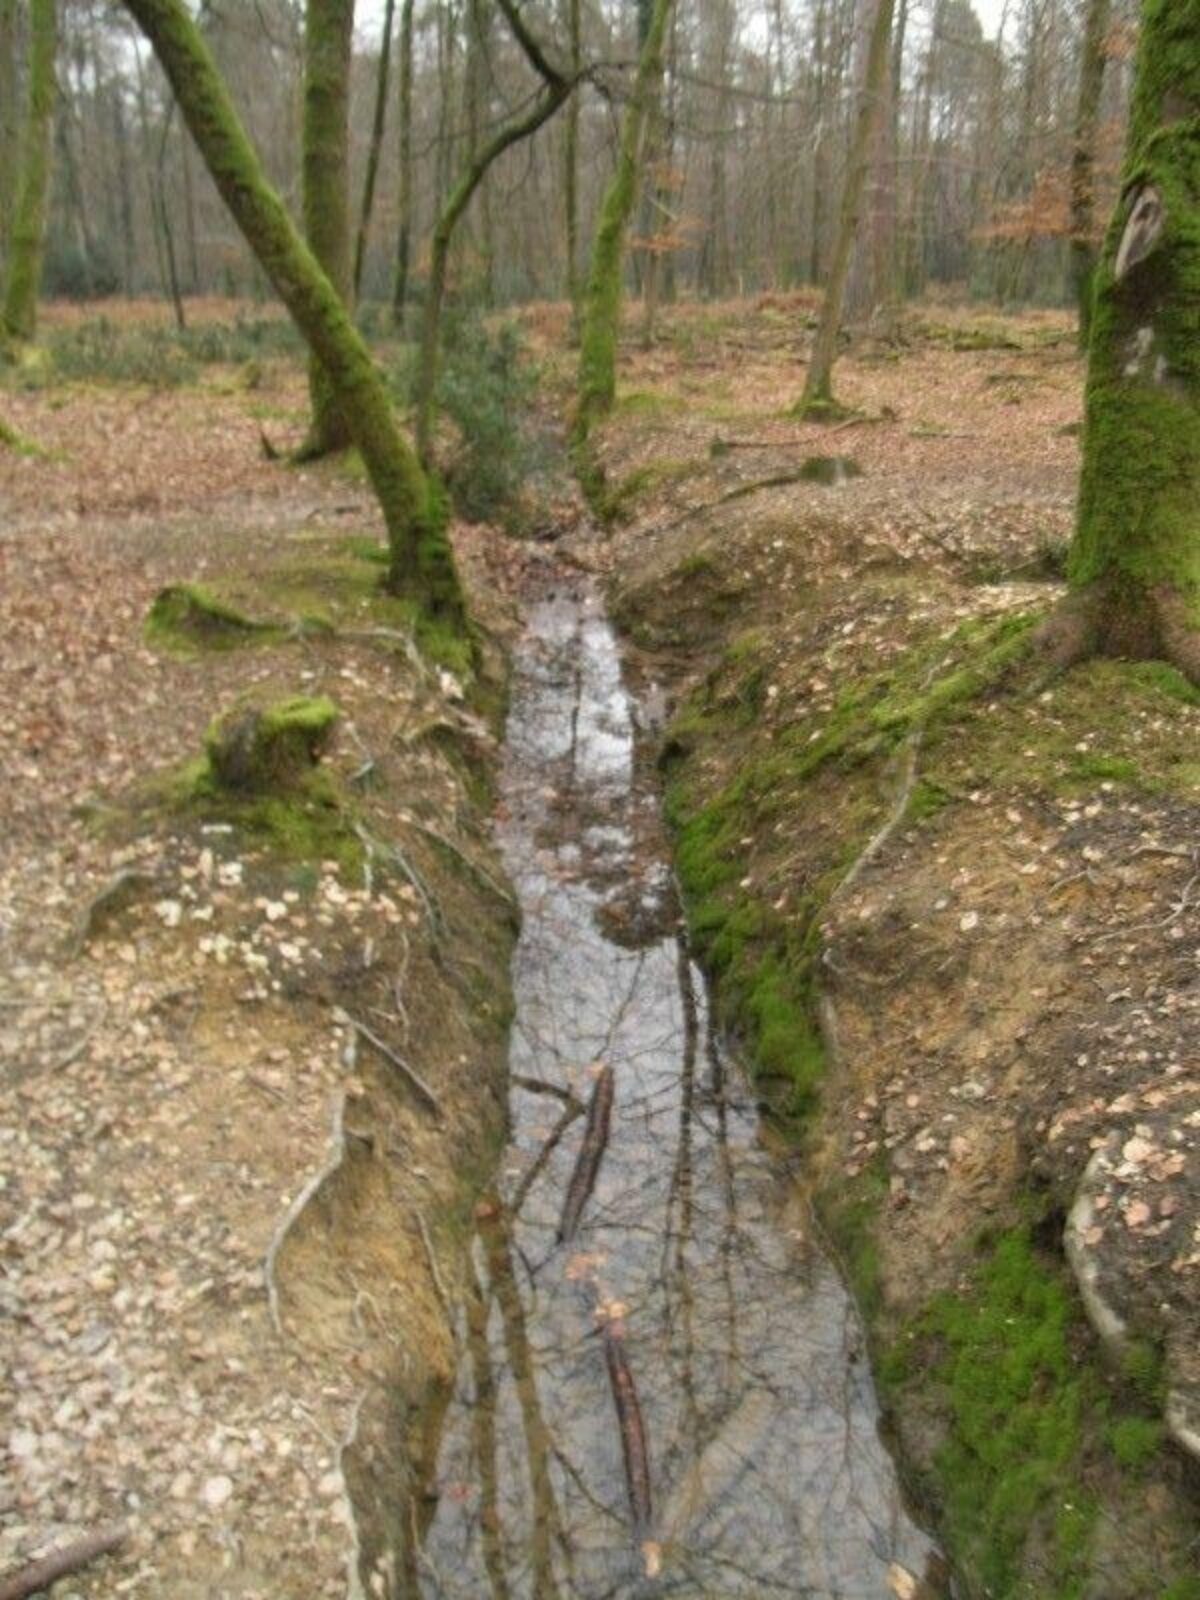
409, 583, 941, 1598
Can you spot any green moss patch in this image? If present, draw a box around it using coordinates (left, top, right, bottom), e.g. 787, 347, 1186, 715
205, 695, 339, 792
880, 1223, 1196, 1600
145, 583, 285, 655
798, 454, 863, 485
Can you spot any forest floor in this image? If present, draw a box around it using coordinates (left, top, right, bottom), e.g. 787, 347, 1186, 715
0, 302, 533, 1598
528, 293, 1200, 1598
1, 295, 1197, 1600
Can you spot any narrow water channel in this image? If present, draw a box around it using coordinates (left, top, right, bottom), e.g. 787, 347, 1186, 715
416, 585, 938, 1598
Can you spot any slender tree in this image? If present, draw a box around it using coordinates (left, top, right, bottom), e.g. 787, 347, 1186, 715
1069, 0, 1111, 348
354, 0, 395, 302
391, 0, 416, 327
1040, 0, 1200, 682
298, 0, 355, 458
121, 0, 466, 625
795, 0, 895, 416
2, 0, 57, 346
562, 0, 582, 309
413, 0, 574, 461
0, 0, 18, 260
574, 0, 673, 443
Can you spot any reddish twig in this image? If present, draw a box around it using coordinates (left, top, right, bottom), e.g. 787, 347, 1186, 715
603, 1322, 653, 1534
0, 1524, 128, 1600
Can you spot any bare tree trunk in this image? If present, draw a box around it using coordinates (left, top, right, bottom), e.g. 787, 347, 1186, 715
2, 0, 56, 345
391, 0, 415, 327
354, 0, 395, 302
563, 0, 582, 309
795, 0, 894, 416
121, 0, 466, 626
1069, 0, 1111, 348
574, 0, 673, 443
1040, 0, 1200, 683
299, 0, 354, 458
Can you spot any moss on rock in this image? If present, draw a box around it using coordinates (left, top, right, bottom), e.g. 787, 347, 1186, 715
205, 694, 339, 793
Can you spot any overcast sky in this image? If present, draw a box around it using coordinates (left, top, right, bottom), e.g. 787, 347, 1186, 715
356, 0, 1013, 46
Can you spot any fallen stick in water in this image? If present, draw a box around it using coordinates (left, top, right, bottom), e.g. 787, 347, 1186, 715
0, 1524, 128, 1600
557, 1064, 614, 1243
602, 1318, 658, 1574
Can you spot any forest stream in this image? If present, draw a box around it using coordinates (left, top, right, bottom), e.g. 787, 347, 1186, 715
412, 582, 943, 1599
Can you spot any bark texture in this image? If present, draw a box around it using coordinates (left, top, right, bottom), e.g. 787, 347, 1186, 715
573, 0, 673, 443
300, 0, 355, 456
1044, 0, 1200, 682
1069, 0, 1112, 348
121, 0, 465, 624
796, 0, 895, 415
2, 0, 57, 344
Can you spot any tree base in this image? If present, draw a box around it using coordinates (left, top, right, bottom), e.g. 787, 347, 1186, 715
1035, 582, 1200, 686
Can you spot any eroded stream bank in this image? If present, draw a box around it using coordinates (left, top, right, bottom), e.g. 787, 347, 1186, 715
402, 583, 940, 1598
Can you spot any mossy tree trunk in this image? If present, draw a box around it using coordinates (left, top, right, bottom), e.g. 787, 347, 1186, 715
391, 0, 415, 329
2, 0, 56, 346
1042, 0, 1200, 683
0, 0, 18, 262
122, 0, 466, 626
299, 0, 355, 458
1069, 0, 1111, 350
796, 0, 895, 417
413, 0, 573, 462
353, 0, 395, 303
573, 0, 673, 444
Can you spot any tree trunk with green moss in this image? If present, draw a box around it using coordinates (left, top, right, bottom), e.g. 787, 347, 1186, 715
0, 0, 19, 262
122, 0, 465, 625
2, 0, 56, 345
795, 0, 894, 417
392, 0, 415, 328
573, 0, 673, 444
299, 0, 354, 458
1069, 0, 1111, 349
1043, 0, 1200, 683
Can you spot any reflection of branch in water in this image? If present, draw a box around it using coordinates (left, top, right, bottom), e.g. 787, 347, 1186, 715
602, 1319, 653, 1539
464, 1255, 514, 1600
660, 933, 702, 1452
482, 1210, 571, 1599
557, 1064, 615, 1243
509, 1094, 584, 1217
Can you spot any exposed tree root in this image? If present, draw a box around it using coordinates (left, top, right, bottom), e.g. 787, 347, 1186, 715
1034, 582, 1200, 686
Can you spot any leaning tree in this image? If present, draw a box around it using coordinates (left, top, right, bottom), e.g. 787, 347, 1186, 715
121, 0, 465, 626
1041, 0, 1200, 682
297, 0, 355, 459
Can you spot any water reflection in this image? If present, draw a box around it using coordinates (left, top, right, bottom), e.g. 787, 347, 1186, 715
416, 589, 937, 1598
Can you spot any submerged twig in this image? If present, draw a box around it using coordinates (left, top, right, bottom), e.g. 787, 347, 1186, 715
557, 1064, 615, 1243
